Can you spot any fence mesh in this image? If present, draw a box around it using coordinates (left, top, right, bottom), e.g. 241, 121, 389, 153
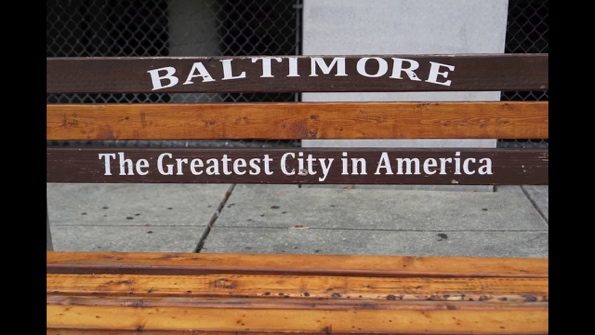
48, 0, 547, 149
499, 0, 548, 149
47, 0, 302, 148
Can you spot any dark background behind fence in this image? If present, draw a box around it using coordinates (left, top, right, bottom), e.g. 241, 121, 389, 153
47, 0, 547, 149
499, 0, 548, 149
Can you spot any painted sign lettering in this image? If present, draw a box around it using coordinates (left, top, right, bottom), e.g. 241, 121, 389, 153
146, 57, 456, 91
97, 151, 491, 182
47, 148, 548, 185
47, 54, 548, 93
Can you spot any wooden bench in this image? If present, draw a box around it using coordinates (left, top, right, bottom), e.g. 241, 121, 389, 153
47, 54, 548, 334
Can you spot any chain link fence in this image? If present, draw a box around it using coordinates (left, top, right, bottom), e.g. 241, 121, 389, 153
499, 0, 548, 149
48, 0, 547, 149
47, 0, 302, 148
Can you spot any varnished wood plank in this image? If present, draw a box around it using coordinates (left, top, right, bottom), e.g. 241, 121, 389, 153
47, 102, 548, 140
46, 147, 548, 185
48, 329, 545, 335
47, 301, 548, 334
48, 331, 545, 335
48, 331, 296, 335
48, 295, 547, 311
47, 54, 548, 93
47, 273, 548, 303
47, 252, 548, 278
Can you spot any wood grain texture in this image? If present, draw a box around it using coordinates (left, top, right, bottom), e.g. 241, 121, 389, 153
47, 302, 547, 334
47, 102, 548, 140
48, 273, 548, 302
48, 329, 548, 335
47, 54, 548, 93
48, 295, 547, 310
47, 252, 548, 278
47, 252, 548, 333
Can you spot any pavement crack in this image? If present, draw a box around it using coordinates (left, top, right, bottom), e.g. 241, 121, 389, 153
193, 184, 236, 253
520, 185, 548, 226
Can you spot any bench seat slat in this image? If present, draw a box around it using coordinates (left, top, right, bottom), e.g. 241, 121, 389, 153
47, 252, 547, 278
47, 252, 548, 334
47, 102, 548, 140
48, 273, 547, 302
47, 303, 547, 334
48, 296, 548, 311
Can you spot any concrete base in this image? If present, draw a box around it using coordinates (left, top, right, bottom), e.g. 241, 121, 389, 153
521, 186, 548, 221
48, 183, 548, 257
51, 226, 207, 252
203, 185, 547, 257
202, 228, 547, 257
47, 183, 231, 251
214, 185, 545, 231
47, 183, 229, 226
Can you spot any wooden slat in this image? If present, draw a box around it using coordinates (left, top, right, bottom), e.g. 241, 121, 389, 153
47, 301, 547, 334
47, 54, 548, 93
47, 253, 548, 333
48, 273, 548, 303
47, 252, 548, 278
47, 102, 548, 140
48, 295, 547, 310
46, 147, 548, 185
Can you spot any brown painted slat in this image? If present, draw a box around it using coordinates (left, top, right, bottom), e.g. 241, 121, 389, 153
47, 54, 548, 93
47, 102, 548, 140
47, 302, 548, 334
46, 147, 548, 185
47, 252, 548, 278
47, 273, 548, 303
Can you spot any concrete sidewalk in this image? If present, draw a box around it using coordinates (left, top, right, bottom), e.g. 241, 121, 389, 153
47, 184, 548, 257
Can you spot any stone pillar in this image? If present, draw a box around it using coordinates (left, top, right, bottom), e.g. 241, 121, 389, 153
168, 0, 219, 102
302, 0, 509, 190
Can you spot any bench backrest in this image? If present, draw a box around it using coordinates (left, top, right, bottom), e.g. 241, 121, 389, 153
47, 54, 548, 186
